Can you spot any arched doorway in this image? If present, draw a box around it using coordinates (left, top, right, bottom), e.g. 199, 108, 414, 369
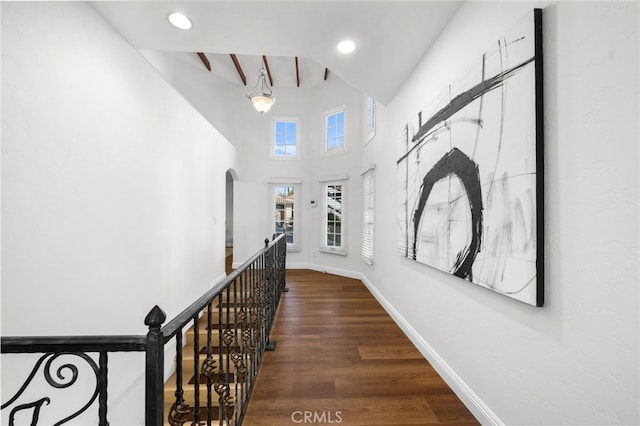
225, 169, 238, 274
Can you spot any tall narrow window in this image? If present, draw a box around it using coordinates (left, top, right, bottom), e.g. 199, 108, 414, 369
272, 183, 300, 251
324, 108, 346, 155
271, 118, 299, 159
361, 167, 375, 264
321, 179, 347, 255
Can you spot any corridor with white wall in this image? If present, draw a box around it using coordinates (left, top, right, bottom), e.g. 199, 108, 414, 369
1, 1, 638, 425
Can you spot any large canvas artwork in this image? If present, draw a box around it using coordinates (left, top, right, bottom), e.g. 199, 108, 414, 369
397, 9, 544, 306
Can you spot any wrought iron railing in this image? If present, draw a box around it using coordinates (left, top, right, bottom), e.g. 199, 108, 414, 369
1, 234, 287, 426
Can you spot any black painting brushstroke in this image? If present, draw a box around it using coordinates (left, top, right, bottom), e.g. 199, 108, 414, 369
484, 38, 509, 207
397, 56, 534, 166
412, 148, 483, 279
412, 57, 533, 143
398, 9, 543, 307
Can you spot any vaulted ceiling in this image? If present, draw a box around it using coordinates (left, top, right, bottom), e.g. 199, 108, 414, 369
92, 1, 461, 105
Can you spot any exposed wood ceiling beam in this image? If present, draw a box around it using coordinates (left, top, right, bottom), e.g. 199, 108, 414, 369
262, 55, 273, 87
295, 56, 300, 88
230, 54, 247, 86
324, 68, 329, 81
196, 52, 211, 71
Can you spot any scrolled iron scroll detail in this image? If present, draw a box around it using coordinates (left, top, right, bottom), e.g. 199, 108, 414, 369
221, 329, 235, 348
8, 397, 50, 426
237, 307, 247, 325
242, 329, 255, 353
1, 352, 101, 425
44, 355, 80, 389
200, 355, 218, 383
230, 351, 246, 377
213, 382, 234, 419
167, 399, 191, 426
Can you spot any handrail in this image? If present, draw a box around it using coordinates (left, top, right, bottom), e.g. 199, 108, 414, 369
0, 335, 147, 353
161, 237, 276, 342
1, 234, 287, 426
152, 233, 287, 425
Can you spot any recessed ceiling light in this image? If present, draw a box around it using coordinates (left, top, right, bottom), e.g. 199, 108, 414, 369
337, 40, 356, 54
168, 12, 192, 30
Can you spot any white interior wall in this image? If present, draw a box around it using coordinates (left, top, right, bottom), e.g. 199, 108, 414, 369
139, 49, 251, 153
2, 1, 638, 425
142, 49, 367, 272
1, 2, 237, 423
1, 1, 237, 335
231, 78, 365, 272
362, 2, 639, 424
304, 79, 366, 275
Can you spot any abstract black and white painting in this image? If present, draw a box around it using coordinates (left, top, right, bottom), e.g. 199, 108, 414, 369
397, 9, 544, 306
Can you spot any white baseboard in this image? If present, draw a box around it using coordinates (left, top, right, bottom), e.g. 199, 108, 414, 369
284, 262, 315, 270
286, 262, 361, 280
226, 261, 500, 424
357, 273, 502, 426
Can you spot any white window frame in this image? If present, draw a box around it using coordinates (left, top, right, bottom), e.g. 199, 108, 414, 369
360, 166, 375, 265
270, 180, 302, 252
270, 117, 300, 160
322, 106, 347, 156
320, 175, 348, 255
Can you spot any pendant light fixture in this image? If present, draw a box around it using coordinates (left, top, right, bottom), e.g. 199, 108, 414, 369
247, 66, 275, 113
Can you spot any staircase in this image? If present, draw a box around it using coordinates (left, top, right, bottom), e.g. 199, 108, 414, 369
160, 237, 285, 425
163, 292, 253, 425
162, 247, 244, 424
0, 237, 285, 426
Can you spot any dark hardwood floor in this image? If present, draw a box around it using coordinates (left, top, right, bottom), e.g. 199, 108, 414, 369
242, 269, 478, 426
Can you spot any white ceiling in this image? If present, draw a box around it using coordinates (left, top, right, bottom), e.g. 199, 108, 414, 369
92, 1, 461, 104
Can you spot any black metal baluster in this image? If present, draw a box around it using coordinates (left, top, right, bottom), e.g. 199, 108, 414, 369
1, 235, 288, 426
242, 268, 250, 389
240, 269, 251, 401
232, 278, 241, 425
98, 351, 108, 426
282, 236, 288, 293
206, 302, 213, 426
224, 285, 232, 422
176, 331, 183, 398
258, 255, 266, 355
264, 251, 269, 353
167, 328, 190, 426
229, 295, 235, 423
251, 261, 258, 361
193, 315, 201, 424
264, 244, 276, 352
217, 293, 224, 425
249, 264, 257, 376
241, 277, 248, 421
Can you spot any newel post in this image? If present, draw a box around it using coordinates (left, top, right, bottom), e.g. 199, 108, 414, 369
144, 305, 166, 426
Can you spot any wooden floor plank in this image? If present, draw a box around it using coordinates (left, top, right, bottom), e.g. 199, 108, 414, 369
242, 270, 477, 426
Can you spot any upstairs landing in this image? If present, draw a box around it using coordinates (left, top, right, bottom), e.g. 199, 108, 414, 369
243, 269, 478, 426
